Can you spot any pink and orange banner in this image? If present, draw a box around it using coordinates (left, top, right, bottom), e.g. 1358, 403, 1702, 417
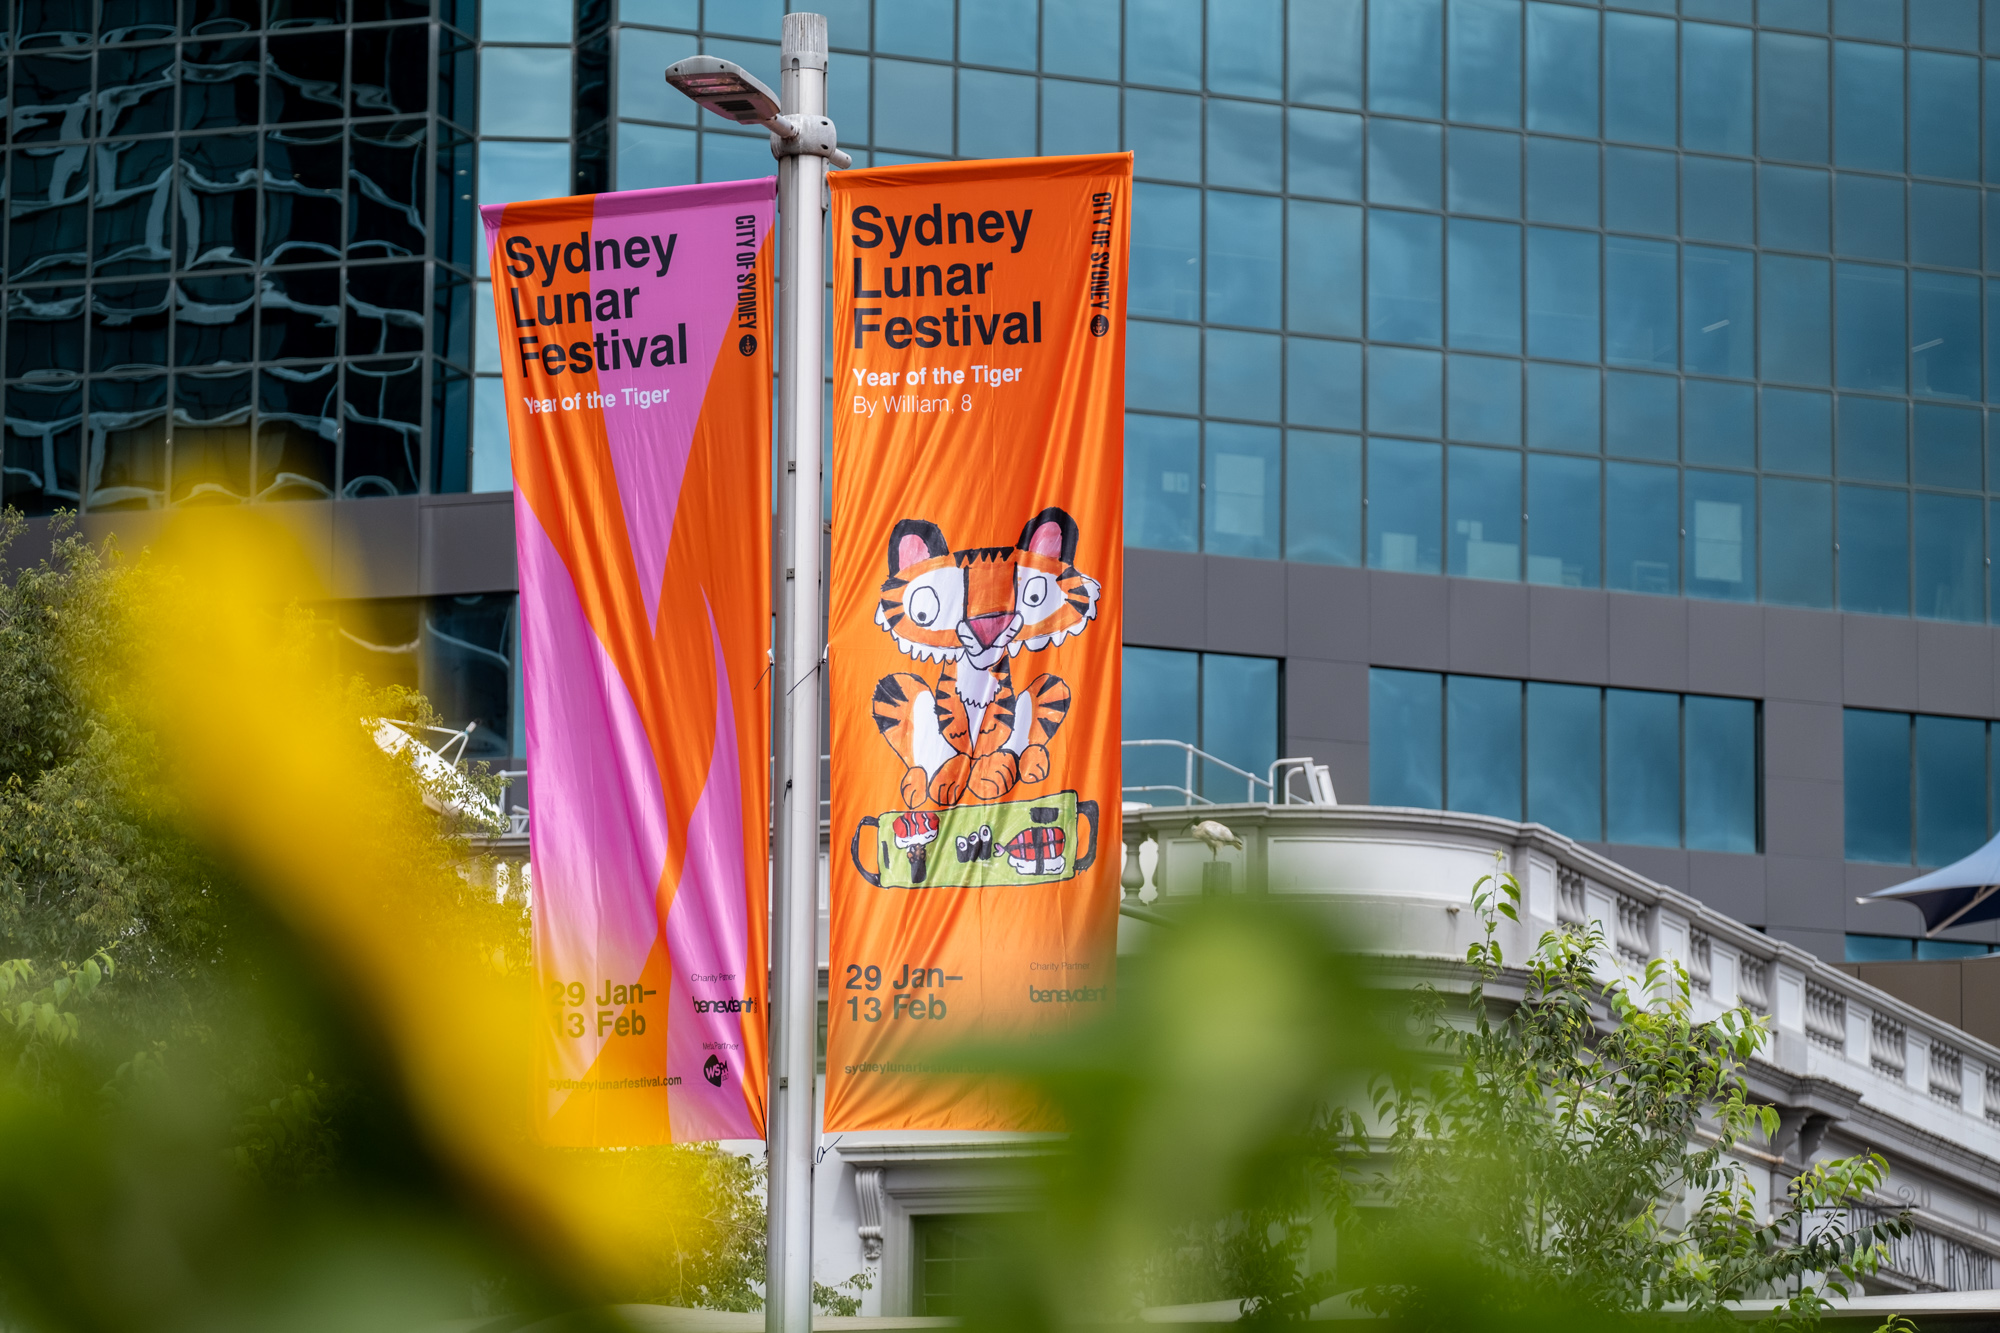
482, 178, 774, 1145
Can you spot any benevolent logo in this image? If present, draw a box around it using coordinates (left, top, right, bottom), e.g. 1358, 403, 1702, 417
703, 1053, 730, 1087
691, 997, 757, 1013
1027, 984, 1108, 1004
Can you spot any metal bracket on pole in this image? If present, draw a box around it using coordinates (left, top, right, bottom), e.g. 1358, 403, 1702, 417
768, 114, 853, 169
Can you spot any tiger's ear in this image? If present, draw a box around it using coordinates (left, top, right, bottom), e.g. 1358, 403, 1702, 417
886, 518, 949, 578
1015, 507, 1079, 564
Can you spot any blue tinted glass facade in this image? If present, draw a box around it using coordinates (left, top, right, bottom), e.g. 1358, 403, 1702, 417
1, 0, 483, 512
1089, 0, 2000, 624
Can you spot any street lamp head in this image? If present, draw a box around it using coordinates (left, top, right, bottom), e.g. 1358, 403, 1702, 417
664, 56, 782, 126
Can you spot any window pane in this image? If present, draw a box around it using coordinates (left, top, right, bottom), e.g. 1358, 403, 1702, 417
1762, 164, 1831, 252
1204, 422, 1281, 558
1124, 646, 1200, 797
1911, 0, 1977, 46
873, 59, 952, 156
1526, 136, 1598, 227
1369, 210, 1444, 343
1370, 667, 1443, 807
1685, 380, 1756, 467
1448, 445, 1521, 580
1913, 490, 1984, 621
1447, 352, 1521, 445
1686, 469, 1757, 601
1286, 430, 1362, 565
1207, 98, 1283, 192
1205, 329, 1281, 421
1289, 0, 1362, 107
1762, 387, 1833, 473
1369, 346, 1443, 437
616, 122, 694, 189
1367, 118, 1444, 209
1762, 476, 1834, 608
1208, 0, 1282, 97
1200, 654, 1279, 800
1527, 226, 1599, 360
1910, 50, 1979, 180
1835, 261, 1907, 392
1447, 674, 1523, 819
1838, 394, 1907, 480
1914, 403, 1983, 489
1206, 192, 1281, 327
1448, 127, 1522, 217
1604, 147, 1677, 237
1835, 172, 1905, 261
1607, 461, 1679, 594
1912, 269, 1981, 401
1915, 715, 1987, 866
1527, 452, 1600, 587
958, 70, 1035, 160
1287, 200, 1362, 337
1910, 183, 1980, 269
1527, 362, 1600, 453
1759, 31, 1830, 164
1846, 708, 1912, 862
1685, 158, 1754, 245
1606, 237, 1677, 369
1368, 437, 1442, 573
1369, 0, 1443, 117
1132, 182, 1200, 320
1846, 934, 1915, 961
1042, 78, 1120, 155
1128, 319, 1200, 415
1683, 21, 1753, 155
1447, 218, 1522, 353
1526, 682, 1602, 839
1607, 689, 1681, 847
1288, 109, 1363, 200
1286, 337, 1362, 430
1126, 414, 1200, 551
1833, 39, 1904, 172
960, 0, 1037, 70
1126, 88, 1202, 182
1449, 0, 1521, 126
1605, 12, 1676, 146
1128, 0, 1203, 88
1607, 371, 1678, 461
1760, 254, 1832, 385
1683, 246, 1755, 379
1526, 1, 1597, 137
1686, 695, 1757, 853
1838, 483, 1910, 614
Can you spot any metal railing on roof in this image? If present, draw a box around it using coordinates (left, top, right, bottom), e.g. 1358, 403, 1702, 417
1122, 740, 1335, 808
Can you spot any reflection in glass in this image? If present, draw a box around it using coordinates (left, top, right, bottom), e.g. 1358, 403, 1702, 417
1845, 709, 1911, 863
259, 266, 341, 361
1525, 136, 1596, 227
1285, 201, 1360, 337
1526, 362, 1598, 453
352, 24, 430, 117
959, 71, 1036, 162
1604, 147, 1676, 237
1447, 218, 1520, 354
1607, 371, 1678, 460
1368, 0, 1442, 118
346, 262, 426, 356
2, 381, 84, 517
423, 595, 520, 759
615, 123, 695, 190
1686, 696, 1756, 853
1910, 50, 1979, 181
7, 286, 87, 378
1368, 346, 1442, 438
961, 0, 1037, 72
1286, 431, 1361, 566
93, 138, 173, 274
1369, 668, 1442, 808
1683, 157, 1754, 245
342, 358, 422, 496
267, 32, 348, 123
1367, 438, 1441, 573
263, 127, 345, 264
872, 59, 952, 157
1205, 329, 1279, 422
1682, 21, 1752, 155
1527, 452, 1598, 587
1127, 320, 1199, 415
350, 122, 428, 259
1839, 484, 1910, 615
1366, 119, 1442, 210
1125, 414, 1199, 552
1526, 227, 1597, 360
180, 134, 259, 268
1683, 246, 1754, 378
96, 45, 176, 137
480, 45, 572, 139
1759, 254, 1831, 385
1447, 127, 1520, 218
257, 362, 339, 500
86, 374, 168, 510
1447, 353, 1520, 445
1526, 1, 1597, 137
1913, 491, 1982, 622
1527, 683, 1602, 840
10, 147, 92, 282
1605, 12, 1676, 146
1285, 337, 1361, 431
1911, 270, 1980, 401
1685, 468, 1756, 601
1910, 183, 1979, 269
1123, 647, 1200, 798
1287, 108, 1362, 201
1607, 688, 1680, 847
1044, 0, 1121, 81
1913, 404, 1982, 490
1203, 423, 1280, 559
92, 280, 171, 372
182, 39, 262, 130
1607, 461, 1679, 594
1835, 173, 1904, 261
1607, 237, 1676, 369
1449, 0, 1520, 127
1916, 715, 1987, 865
1447, 674, 1522, 819
1762, 387, 1833, 473
1200, 654, 1278, 800
14, 54, 94, 143
176, 273, 255, 365
1758, 31, 1830, 164
1833, 39, 1904, 173
1204, 191, 1281, 328
1131, 183, 1200, 322
1837, 394, 1906, 480
1447, 445, 1520, 581
1685, 380, 1755, 468
1762, 477, 1834, 608
1836, 262, 1907, 392
1367, 210, 1442, 344
171, 369, 252, 504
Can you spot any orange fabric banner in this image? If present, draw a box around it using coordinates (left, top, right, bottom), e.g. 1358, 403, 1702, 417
825, 153, 1131, 1131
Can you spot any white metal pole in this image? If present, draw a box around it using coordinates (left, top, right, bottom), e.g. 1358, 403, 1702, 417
768, 13, 828, 1333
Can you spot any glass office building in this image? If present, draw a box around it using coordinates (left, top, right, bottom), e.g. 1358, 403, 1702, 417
12, 0, 2000, 959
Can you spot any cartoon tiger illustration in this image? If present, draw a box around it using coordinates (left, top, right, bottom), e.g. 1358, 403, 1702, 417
871, 506, 1100, 809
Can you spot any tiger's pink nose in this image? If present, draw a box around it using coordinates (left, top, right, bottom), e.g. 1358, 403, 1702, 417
964, 613, 1010, 647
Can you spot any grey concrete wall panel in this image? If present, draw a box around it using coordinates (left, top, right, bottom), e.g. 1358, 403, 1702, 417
331, 495, 420, 599
1767, 926, 1843, 962
1763, 776, 1844, 859
1284, 657, 1369, 747
1686, 600, 1764, 698
421, 494, 517, 595
1311, 740, 1368, 807
0, 517, 58, 572
1841, 614, 1919, 711
1447, 578, 1528, 678
1762, 700, 1844, 782
1204, 555, 1288, 657
1283, 562, 1368, 662
1123, 548, 1207, 649
1525, 586, 1609, 684
1589, 842, 1688, 896
1763, 606, 1844, 703
1606, 593, 1688, 691
1915, 620, 1993, 717
1367, 570, 1449, 669
1767, 855, 1846, 932
1685, 851, 1768, 926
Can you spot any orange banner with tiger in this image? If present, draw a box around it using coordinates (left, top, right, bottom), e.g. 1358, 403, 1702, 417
825, 154, 1131, 1131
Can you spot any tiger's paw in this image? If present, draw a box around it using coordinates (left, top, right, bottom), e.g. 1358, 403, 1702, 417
969, 751, 1019, 802
1018, 743, 1051, 784
900, 765, 931, 809
930, 754, 972, 807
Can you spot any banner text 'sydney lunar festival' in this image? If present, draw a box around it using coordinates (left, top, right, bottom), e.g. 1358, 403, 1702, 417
482, 178, 774, 1145
827, 153, 1132, 1131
